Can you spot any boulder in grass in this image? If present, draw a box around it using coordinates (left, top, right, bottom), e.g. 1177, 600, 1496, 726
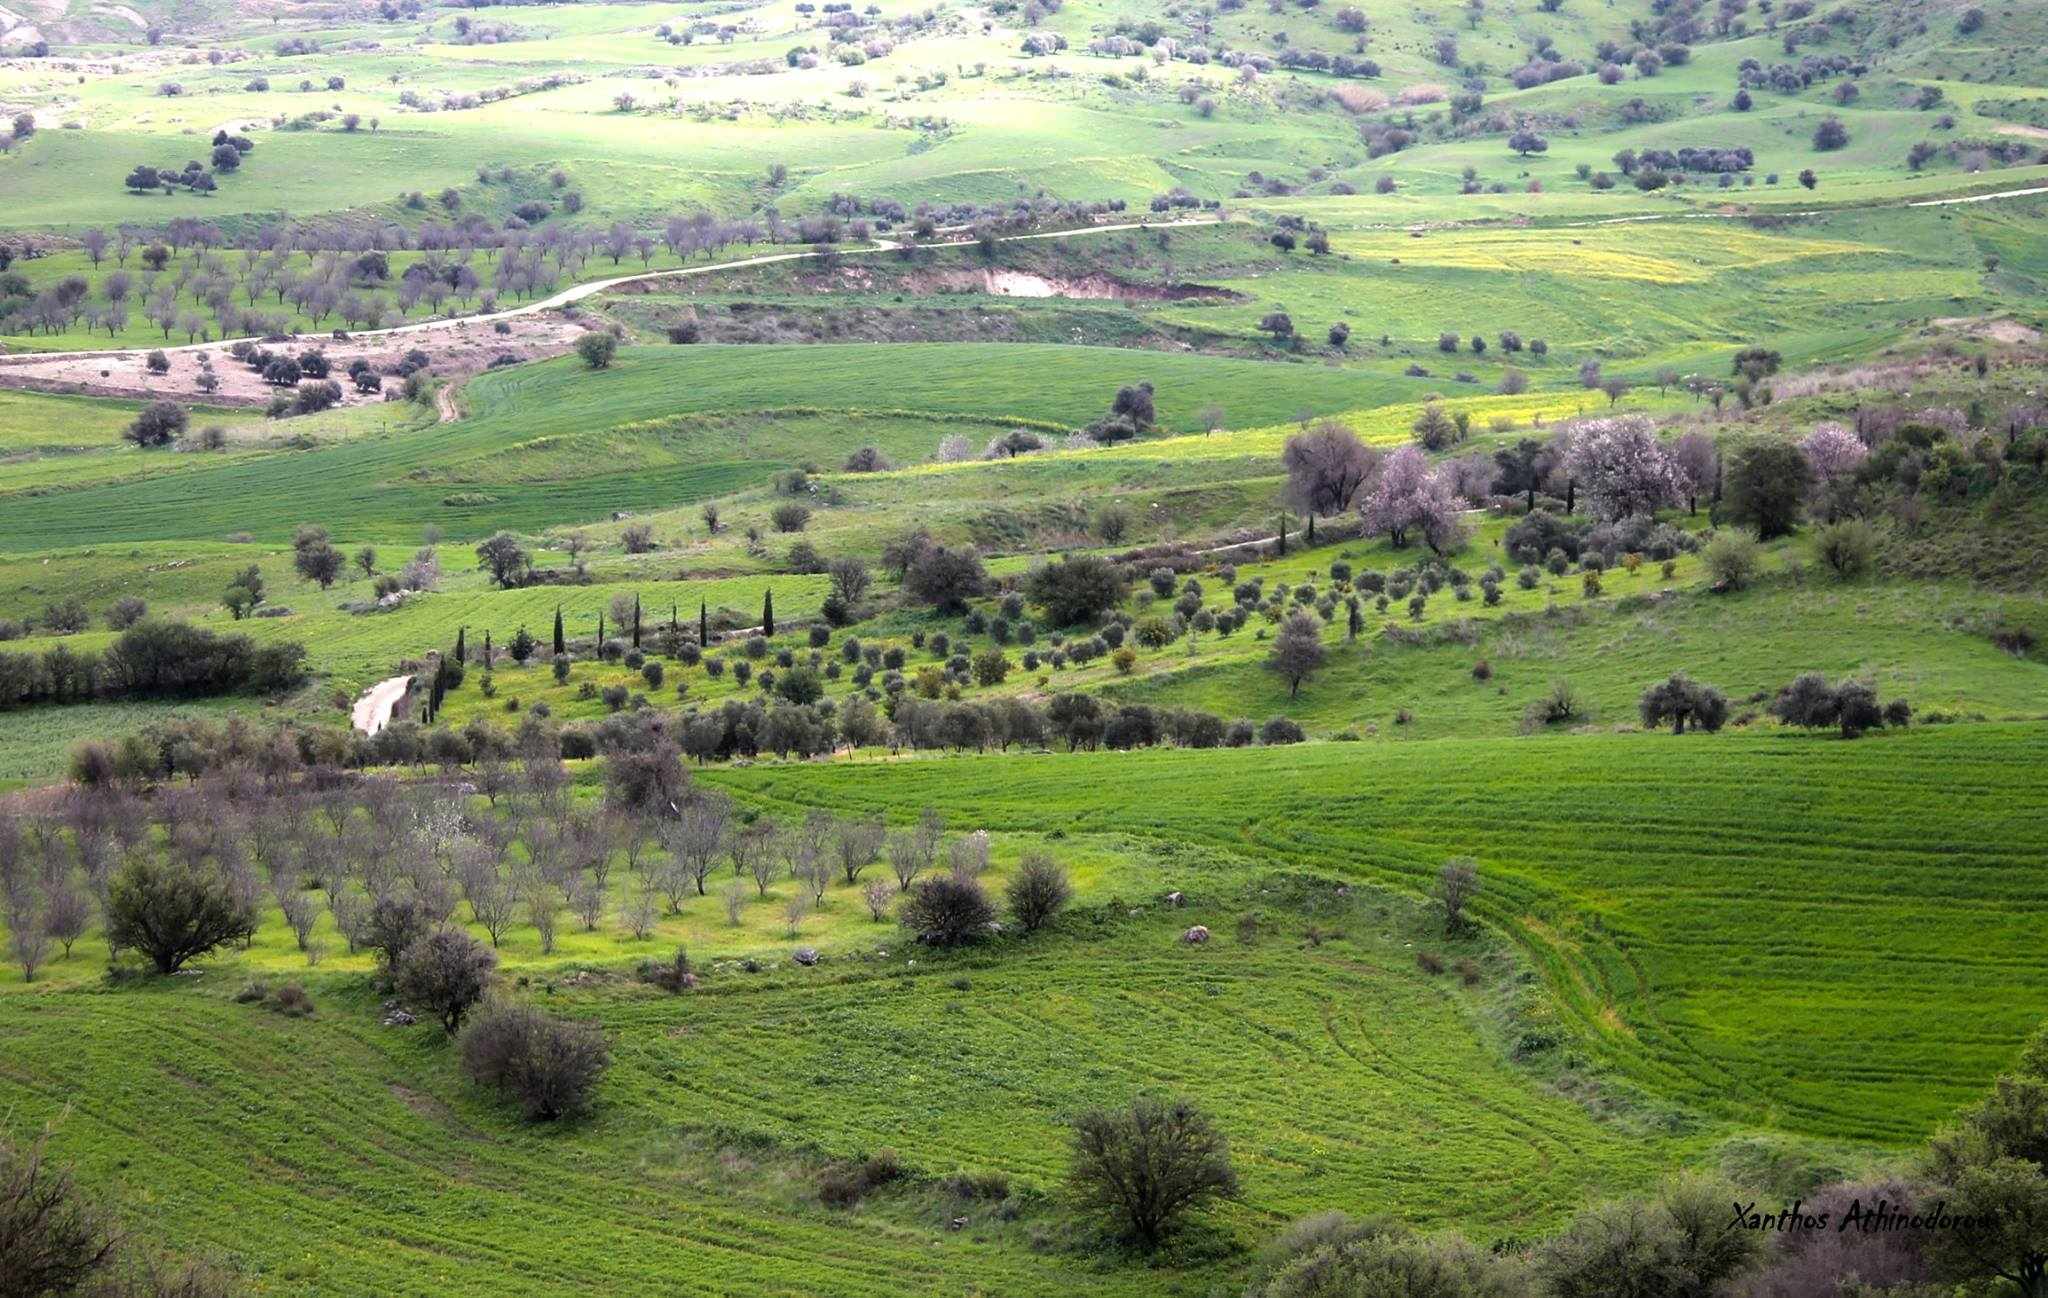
1182, 926, 1210, 945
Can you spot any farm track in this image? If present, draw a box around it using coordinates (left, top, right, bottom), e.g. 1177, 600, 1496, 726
349, 673, 412, 735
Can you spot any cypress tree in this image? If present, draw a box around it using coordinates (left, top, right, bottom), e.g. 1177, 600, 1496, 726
454, 626, 466, 666
553, 606, 565, 656
670, 603, 678, 630
483, 630, 492, 667
1306, 514, 1316, 545
1276, 515, 1289, 556
762, 590, 774, 637
699, 601, 708, 646
632, 595, 642, 648
1347, 597, 1362, 641
596, 612, 605, 648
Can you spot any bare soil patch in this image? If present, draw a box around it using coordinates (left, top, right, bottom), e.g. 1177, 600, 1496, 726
1931, 315, 2043, 345
868, 265, 1239, 301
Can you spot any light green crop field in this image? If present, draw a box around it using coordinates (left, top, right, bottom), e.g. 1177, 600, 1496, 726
719, 723, 2048, 1144
2, 0, 2046, 1292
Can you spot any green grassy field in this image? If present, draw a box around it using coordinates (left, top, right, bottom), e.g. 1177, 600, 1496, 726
2, 0, 2047, 1291
720, 723, 2048, 1145
0, 876, 1690, 1295
0, 344, 1405, 552
4, 722, 2044, 1292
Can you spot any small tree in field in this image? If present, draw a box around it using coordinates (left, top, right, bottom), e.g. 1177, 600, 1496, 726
899, 874, 996, 946
293, 539, 344, 589
396, 927, 498, 1033
1638, 673, 1729, 734
366, 891, 434, 971
1411, 403, 1459, 451
124, 400, 187, 448
475, 532, 530, 588
1813, 518, 1877, 579
576, 331, 618, 369
1435, 858, 1479, 935
1283, 421, 1378, 517
1726, 444, 1811, 539
1267, 610, 1326, 698
1005, 852, 1072, 933
1068, 1096, 1240, 1249
459, 1003, 610, 1121
1702, 529, 1762, 592
105, 859, 256, 973
10, 913, 52, 983
1363, 446, 1466, 553
904, 545, 988, 614
1026, 554, 1128, 627
1564, 415, 1677, 521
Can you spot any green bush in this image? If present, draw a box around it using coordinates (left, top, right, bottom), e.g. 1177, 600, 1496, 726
1812, 518, 1878, 579
1702, 529, 1762, 592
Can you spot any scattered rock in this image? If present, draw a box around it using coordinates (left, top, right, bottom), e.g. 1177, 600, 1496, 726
380, 1001, 418, 1027
1182, 925, 1211, 945
1164, 891, 1186, 908
792, 948, 818, 967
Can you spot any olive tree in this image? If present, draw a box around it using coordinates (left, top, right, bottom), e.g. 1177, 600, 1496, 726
1637, 673, 1729, 734
104, 858, 256, 973
1068, 1096, 1240, 1248
396, 926, 498, 1033
1266, 610, 1326, 698
1025, 554, 1128, 627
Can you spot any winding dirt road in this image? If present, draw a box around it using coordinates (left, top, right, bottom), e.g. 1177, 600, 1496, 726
350, 674, 413, 736
0, 216, 1227, 373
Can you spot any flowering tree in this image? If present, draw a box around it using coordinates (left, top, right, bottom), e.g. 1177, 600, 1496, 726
1563, 415, 1679, 521
1799, 422, 1867, 486
1361, 446, 1468, 553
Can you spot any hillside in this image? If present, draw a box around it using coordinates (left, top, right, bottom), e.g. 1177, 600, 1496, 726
2, 1, 2047, 1295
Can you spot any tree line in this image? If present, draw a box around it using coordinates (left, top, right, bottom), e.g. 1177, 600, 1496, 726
0, 622, 306, 711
